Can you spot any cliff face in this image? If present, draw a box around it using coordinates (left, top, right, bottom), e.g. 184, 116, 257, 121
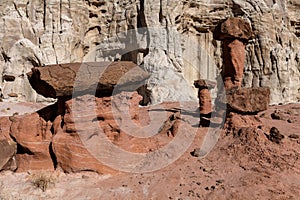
0, 0, 299, 104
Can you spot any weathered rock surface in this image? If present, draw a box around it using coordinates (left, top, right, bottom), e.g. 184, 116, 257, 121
27, 62, 149, 98
9, 113, 54, 171
1, 102, 300, 199
0, 140, 16, 171
52, 91, 180, 173
226, 87, 270, 113
0, 0, 298, 104
0, 117, 17, 171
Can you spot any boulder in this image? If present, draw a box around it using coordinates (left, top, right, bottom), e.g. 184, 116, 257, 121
0, 140, 16, 171
214, 17, 253, 41
0, 117, 17, 171
10, 113, 54, 171
27, 62, 150, 98
268, 127, 284, 144
226, 87, 270, 114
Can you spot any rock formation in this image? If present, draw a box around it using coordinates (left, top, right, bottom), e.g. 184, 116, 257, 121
0, 0, 299, 104
27, 61, 149, 98
194, 79, 216, 114
214, 17, 253, 89
226, 87, 270, 114
10, 113, 54, 171
0, 117, 16, 171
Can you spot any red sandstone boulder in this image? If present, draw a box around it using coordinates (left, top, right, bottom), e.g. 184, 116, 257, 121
214, 17, 253, 41
226, 87, 270, 114
10, 113, 54, 171
0, 117, 12, 141
27, 62, 149, 98
0, 117, 17, 171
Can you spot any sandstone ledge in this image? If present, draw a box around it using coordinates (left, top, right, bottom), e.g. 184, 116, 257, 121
27, 62, 150, 98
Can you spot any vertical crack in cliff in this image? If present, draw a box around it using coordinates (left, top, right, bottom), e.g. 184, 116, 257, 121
137, 0, 147, 29
43, 0, 46, 30
159, 0, 163, 23
67, 0, 71, 19
13, 2, 22, 18
25, 1, 29, 18
59, 0, 62, 31
51, 12, 58, 64
140, 0, 150, 57
49, 142, 58, 169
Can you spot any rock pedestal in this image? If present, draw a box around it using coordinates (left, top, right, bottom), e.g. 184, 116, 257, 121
214, 17, 253, 90
194, 80, 216, 115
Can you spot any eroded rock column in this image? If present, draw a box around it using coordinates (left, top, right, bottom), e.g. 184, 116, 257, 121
194, 80, 216, 115
214, 17, 253, 90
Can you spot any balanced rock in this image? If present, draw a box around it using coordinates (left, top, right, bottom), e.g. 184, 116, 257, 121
27, 62, 149, 98
214, 17, 253, 89
226, 87, 270, 114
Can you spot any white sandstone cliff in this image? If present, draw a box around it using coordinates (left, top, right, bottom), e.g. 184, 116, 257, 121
0, 0, 299, 104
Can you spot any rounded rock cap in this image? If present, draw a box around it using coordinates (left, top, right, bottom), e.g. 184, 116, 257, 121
214, 17, 253, 41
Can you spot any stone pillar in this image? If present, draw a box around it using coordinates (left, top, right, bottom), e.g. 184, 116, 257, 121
194, 80, 216, 115
214, 17, 253, 90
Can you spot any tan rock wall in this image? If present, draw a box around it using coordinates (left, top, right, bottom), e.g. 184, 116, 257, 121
0, 0, 299, 104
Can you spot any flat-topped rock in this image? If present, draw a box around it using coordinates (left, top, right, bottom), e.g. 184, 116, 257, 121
194, 79, 216, 90
27, 62, 150, 98
226, 87, 270, 114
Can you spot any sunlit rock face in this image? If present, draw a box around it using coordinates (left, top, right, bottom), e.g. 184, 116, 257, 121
0, 0, 299, 104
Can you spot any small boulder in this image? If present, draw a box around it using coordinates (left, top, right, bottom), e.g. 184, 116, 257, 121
268, 127, 284, 144
226, 87, 270, 114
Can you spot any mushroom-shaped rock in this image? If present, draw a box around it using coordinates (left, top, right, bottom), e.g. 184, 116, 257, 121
213, 17, 253, 89
27, 62, 150, 98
